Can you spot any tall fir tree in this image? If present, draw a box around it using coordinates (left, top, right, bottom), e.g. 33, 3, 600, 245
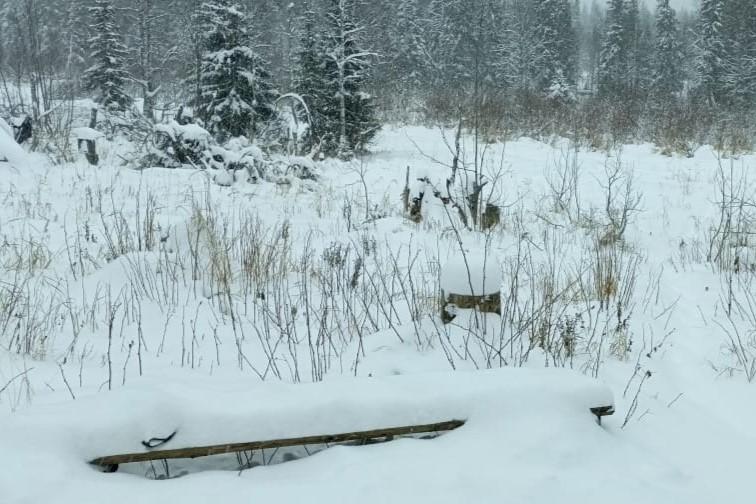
195, 0, 277, 141
425, 0, 501, 96
586, 1, 606, 91
389, 0, 427, 95
83, 0, 132, 112
651, 0, 682, 101
322, 0, 378, 158
721, 0, 756, 105
534, 0, 578, 97
294, 2, 329, 150
697, 0, 726, 105
740, 1, 756, 102
635, 8, 656, 94
63, 0, 87, 80
130, 0, 177, 121
622, 0, 641, 90
498, 0, 543, 92
598, 0, 628, 96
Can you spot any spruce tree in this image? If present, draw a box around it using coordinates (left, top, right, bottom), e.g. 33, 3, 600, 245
390, 0, 427, 95
535, 0, 578, 97
63, 0, 87, 80
741, 2, 756, 103
425, 0, 501, 95
294, 2, 329, 150
697, 0, 726, 105
195, 0, 277, 141
635, 9, 656, 94
598, 0, 628, 97
721, 0, 756, 105
83, 0, 132, 112
322, 0, 379, 159
131, 0, 176, 121
623, 0, 641, 90
497, 0, 543, 92
651, 0, 682, 101
429, 0, 470, 91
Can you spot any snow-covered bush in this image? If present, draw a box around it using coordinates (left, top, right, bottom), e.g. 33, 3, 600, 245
707, 161, 756, 274
142, 120, 213, 168
273, 155, 318, 182
405, 122, 505, 231
140, 120, 318, 186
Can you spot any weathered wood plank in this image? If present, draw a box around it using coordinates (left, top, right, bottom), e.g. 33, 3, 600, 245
90, 419, 466, 469
91, 405, 615, 472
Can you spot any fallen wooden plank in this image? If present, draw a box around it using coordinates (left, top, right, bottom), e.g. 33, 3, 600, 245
90, 419, 466, 471
91, 402, 615, 473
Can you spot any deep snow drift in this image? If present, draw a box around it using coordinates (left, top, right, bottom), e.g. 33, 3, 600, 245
0, 125, 755, 502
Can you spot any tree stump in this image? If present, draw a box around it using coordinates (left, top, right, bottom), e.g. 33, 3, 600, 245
78, 138, 98, 165
73, 130, 103, 166
440, 251, 502, 324
11, 115, 32, 144
481, 203, 501, 230
71, 109, 102, 165
441, 290, 501, 324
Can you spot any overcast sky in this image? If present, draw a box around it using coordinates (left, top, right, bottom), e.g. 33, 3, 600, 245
662, 0, 698, 10
584, 0, 699, 12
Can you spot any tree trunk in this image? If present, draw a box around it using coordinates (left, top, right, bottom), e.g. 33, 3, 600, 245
338, 65, 348, 159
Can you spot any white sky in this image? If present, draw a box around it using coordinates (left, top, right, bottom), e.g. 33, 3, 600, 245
583, 0, 699, 12
663, 0, 698, 10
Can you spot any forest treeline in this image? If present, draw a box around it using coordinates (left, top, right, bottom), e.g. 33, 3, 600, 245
0, 0, 754, 157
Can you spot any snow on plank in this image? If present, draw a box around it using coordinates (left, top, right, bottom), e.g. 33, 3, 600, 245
77, 368, 612, 471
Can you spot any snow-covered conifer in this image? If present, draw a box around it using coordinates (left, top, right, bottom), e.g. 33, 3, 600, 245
697, 0, 726, 105
195, 0, 277, 140
390, 0, 427, 93
598, 0, 628, 96
294, 2, 329, 150
534, 0, 578, 96
322, 0, 378, 159
83, 0, 132, 112
652, 0, 682, 100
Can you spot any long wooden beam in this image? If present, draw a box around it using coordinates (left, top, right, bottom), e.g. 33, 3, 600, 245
91, 405, 614, 472
90, 419, 466, 471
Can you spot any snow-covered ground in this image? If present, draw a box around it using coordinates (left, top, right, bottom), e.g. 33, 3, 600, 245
1, 125, 755, 502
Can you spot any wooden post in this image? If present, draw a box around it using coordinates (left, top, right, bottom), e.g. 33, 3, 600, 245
85, 109, 99, 165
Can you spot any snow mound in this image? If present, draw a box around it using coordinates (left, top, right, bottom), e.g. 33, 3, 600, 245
0, 120, 31, 168
441, 248, 502, 296
72, 127, 105, 141
213, 170, 235, 187
0, 368, 612, 503
155, 121, 212, 144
